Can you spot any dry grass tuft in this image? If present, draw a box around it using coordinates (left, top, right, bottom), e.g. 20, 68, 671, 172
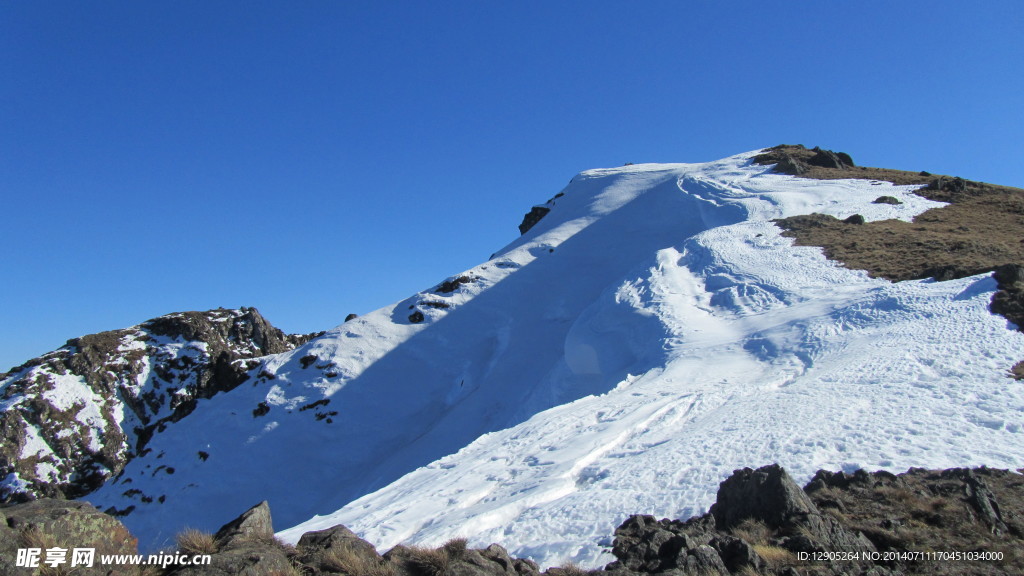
17, 525, 53, 549
406, 545, 451, 576
319, 545, 395, 576
176, 528, 219, 556
751, 544, 796, 570
730, 518, 773, 546
549, 562, 593, 576
440, 537, 468, 560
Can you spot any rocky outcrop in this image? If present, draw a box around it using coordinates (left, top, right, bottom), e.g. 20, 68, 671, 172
606, 465, 878, 576
166, 500, 545, 576
517, 190, 567, 236
753, 145, 855, 177
991, 264, 1024, 343
0, 499, 138, 576
519, 206, 551, 235
604, 464, 1024, 575
0, 308, 321, 502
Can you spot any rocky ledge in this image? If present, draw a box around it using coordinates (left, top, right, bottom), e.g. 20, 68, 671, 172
2, 464, 1021, 575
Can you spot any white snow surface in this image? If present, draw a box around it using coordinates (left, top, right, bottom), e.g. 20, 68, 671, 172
85, 150, 1024, 566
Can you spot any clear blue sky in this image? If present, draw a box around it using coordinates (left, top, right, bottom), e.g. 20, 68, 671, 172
2, 1, 1022, 372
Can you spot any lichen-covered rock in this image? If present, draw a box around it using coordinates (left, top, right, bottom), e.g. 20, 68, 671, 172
0, 498, 137, 575
214, 501, 274, 548
0, 308, 320, 502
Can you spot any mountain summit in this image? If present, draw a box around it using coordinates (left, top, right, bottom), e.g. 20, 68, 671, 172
3, 147, 1022, 568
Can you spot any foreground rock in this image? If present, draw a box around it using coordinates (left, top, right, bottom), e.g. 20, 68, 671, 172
607, 465, 1022, 576
0, 499, 137, 575
3, 464, 1020, 575
0, 308, 322, 502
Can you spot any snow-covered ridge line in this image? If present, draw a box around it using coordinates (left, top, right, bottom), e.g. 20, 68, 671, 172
277, 151, 1024, 568
6, 148, 1022, 570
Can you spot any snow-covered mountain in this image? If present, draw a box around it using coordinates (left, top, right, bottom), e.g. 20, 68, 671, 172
3, 148, 1023, 569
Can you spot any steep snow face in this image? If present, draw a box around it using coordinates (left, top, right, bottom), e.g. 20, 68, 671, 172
276, 153, 1024, 567
85, 151, 1024, 565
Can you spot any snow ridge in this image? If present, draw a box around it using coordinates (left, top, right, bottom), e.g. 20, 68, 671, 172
74, 150, 1024, 568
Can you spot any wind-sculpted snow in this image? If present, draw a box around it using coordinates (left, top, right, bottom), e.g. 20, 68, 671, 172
81, 151, 1024, 567
277, 152, 1024, 568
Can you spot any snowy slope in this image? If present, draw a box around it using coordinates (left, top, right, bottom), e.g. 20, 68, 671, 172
85, 150, 1024, 566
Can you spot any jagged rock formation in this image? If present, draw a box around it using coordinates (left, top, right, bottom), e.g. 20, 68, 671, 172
0, 308, 320, 502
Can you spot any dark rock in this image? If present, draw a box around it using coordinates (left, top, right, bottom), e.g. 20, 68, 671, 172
929, 176, 968, 195
214, 501, 274, 548
844, 214, 866, 225
518, 206, 551, 235
992, 265, 1024, 334
409, 310, 425, 324
345, 313, 359, 322
994, 263, 1024, 288
436, 275, 475, 293
711, 464, 816, 530
807, 147, 854, 169
775, 154, 808, 176
681, 545, 729, 575
959, 470, 1009, 534
252, 402, 270, 417
710, 534, 765, 573
872, 196, 902, 205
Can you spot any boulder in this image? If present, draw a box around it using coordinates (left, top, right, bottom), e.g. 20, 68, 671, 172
213, 501, 274, 549
0, 499, 137, 575
711, 465, 816, 530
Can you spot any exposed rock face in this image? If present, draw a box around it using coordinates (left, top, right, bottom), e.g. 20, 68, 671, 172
213, 501, 274, 548
992, 264, 1024, 341
753, 144, 855, 177
518, 206, 551, 235
0, 498, 137, 576
0, 308, 320, 502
